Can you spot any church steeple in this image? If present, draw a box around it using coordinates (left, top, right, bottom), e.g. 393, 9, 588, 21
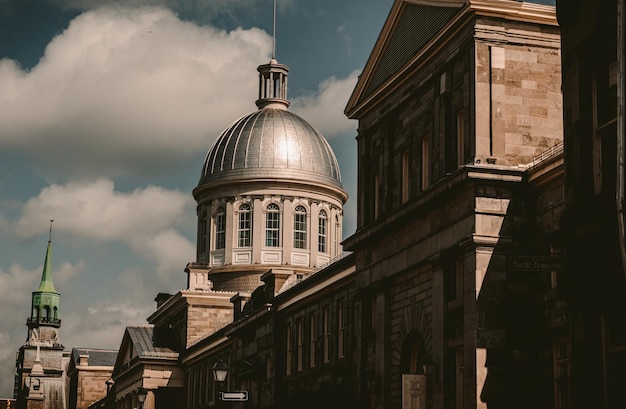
28, 221, 61, 341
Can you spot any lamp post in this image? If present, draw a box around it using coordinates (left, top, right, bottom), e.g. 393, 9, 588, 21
212, 359, 228, 404
137, 387, 147, 409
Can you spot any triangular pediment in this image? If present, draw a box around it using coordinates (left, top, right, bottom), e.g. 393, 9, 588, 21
345, 0, 465, 117
112, 328, 136, 377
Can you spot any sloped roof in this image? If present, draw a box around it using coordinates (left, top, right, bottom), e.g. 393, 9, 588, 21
112, 326, 179, 378
127, 327, 178, 359
71, 348, 117, 367
345, 0, 557, 118
363, 3, 461, 100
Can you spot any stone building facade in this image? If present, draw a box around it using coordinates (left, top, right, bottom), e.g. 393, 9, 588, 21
556, 0, 626, 407
90, 0, 622, 408
344, 1, 562, 408
66, 349, 116, 409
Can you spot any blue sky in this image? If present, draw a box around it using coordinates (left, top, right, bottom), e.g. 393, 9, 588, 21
0, 0, 555, 397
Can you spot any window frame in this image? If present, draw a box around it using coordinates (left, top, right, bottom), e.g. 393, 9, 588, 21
318, 210, 328, 253
215, 207, 226, 250
237, 204, 252, 247
293, 205, 308, 249
265, 203, 281, 247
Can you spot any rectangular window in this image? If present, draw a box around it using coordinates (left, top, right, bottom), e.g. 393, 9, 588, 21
455, 348, 464, 409
338, 300, 346, 358
402, 150, 410, 203
310, 313, 317, 367
323, 307, 330, 363
237, 205, 251, 247
374, 173, 380, 219
553, 339, 571, 409
265, 204, 280, 247
318, 211, 327, 253
297, 319, 304, 372
294, 207, 307, 249
199, 210, 208, 253
215, 208, 226, 250
421, 137, 430, 190
286, 323, 292, 375
455, 256, 464, 300
457, 110, 465, 167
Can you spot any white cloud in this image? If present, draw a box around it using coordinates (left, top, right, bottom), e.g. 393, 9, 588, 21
291, 70, 359, 138
0, 6, 270, 178
13, 179, 196, 270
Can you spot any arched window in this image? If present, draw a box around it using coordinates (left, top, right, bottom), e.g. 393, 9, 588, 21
238, 204, 252, 247
318, 210, 327, 253
53, 307, 58, 319
43, 306, 50, 320
265, 203, 280, 247
199, 209, 208, 253
215, 207, 226, 250
294, 206, 307, 249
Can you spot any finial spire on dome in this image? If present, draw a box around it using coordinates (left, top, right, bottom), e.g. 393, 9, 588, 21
272, 0, 277, 60
255, 0, 290, 110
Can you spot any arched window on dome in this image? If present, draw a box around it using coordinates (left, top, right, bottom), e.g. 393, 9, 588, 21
238, 204, 252, 247
294, 206, 307, 249
318, 210, 328, 253
265, 203, 281, 247
215, 207, 226, 250
199, 208, 208, 253
43, 306, 50, 320
335, 214, 341, 254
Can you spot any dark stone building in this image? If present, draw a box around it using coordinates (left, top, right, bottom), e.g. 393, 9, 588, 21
556, 0, 626, 407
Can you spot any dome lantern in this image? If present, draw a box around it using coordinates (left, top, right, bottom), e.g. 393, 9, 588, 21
256, 59, 290, 110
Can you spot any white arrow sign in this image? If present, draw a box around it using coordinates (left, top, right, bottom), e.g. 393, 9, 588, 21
221, 391, 249, 401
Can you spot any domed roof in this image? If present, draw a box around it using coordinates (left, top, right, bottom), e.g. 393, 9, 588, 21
199, 107, 343, 190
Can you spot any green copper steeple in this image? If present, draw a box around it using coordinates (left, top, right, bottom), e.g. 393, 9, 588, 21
36, 240, 57, 293
29, 221, 61, 329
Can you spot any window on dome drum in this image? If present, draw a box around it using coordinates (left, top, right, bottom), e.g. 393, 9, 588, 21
199, 209, 208, 253
294, 205, 307, 249
238, 204, 251, 247
215, 207, 226, 250
266, 203, 281, 247
318, 210, 327, 253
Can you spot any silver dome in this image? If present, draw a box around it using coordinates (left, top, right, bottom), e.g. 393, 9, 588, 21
200, 108, 343, 189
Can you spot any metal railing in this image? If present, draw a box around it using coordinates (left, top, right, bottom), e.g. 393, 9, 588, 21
528, 141, 564, 169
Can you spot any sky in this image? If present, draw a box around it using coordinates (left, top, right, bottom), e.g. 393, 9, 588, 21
0, 0, 555, 398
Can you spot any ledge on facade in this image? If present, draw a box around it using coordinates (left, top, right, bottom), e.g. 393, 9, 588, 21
343, 165, 526, 251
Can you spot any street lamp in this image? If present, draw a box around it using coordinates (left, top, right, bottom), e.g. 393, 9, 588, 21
212, 359, 228, 403
137, 387, 147, 409
212, 359, 229, 382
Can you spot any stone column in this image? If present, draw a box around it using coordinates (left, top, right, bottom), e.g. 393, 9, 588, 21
252, 196, 263, 263
282, 197, 293, 264
310, 201, 319, 267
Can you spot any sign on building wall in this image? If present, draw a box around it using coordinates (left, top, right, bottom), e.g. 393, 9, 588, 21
402, 374, 426, 409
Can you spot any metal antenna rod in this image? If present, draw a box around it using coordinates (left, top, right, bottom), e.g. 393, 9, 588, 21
272, 0, 277, 59
49, 219, 54, 242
